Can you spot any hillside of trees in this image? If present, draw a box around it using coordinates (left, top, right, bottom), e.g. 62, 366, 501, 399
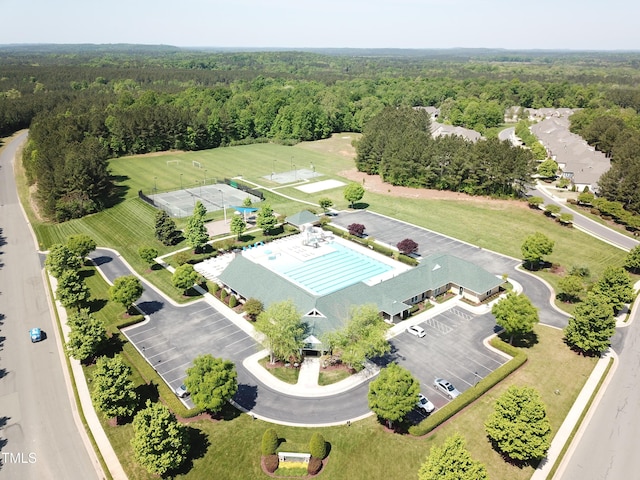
3, 46, 640, 220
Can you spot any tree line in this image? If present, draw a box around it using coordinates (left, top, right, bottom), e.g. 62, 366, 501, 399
4, 47, 640, 219
355, 107, 536, 196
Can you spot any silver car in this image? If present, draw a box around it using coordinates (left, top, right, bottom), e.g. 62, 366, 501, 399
434, 378, 461, 399
175, 384, 189, 398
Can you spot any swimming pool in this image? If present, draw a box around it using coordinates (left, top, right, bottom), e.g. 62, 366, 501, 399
276, 242, 392, 295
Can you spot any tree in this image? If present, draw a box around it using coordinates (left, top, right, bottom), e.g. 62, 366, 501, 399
591, 266, 634, 314
485, 385, 551, 463
184, 354, 238, 413
527, 196, 544, 209
109, 275, 143, 312
521, 232, 554, 268
138, 246, 159, 268
172, 264, 199, 294
558, 212, 574, 225
45, 243, 82, 278
66, 234, 97, 259
243, 297, 263, 321
491, 292, 539, 344
255, 300, 305, 363
537, 158, 558, 178
131, 400, 190, 476
418, 433, 488, 480
397, 238, 419, 255
326, 304, 390, 370
154, 210, 180, 246
230, 215, 246, 239
91, 355, 138, 423
184, 201, 209, 252
256, 204, 278, 235
624, 244, 640, 273
242, 196, 253, 207
318, 197, 333, 213
66, 308, 107, 362
564, 293, 615, 355
56, 269, 90, 309
544, 204, 561, 216
557, 275, 584, 302
344, 182, 365, 208
347, 223, 365, 237
577, 191, 595, 205
367, 363, 419, 429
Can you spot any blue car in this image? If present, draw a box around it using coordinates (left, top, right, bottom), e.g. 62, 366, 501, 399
29, 327, 42, 343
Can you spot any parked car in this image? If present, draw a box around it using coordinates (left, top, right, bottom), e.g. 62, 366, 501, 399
29, 327, 42, 343
416, 393, 435, 414
175, 384, 189, 398
406, 325, 426, 337
434, 378, 461, 399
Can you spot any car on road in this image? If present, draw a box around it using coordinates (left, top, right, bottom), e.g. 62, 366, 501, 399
416, 393, 435, 414
434, 378, 461, 399
406, 325, 426, 337
29, 327, 42, 343
175, 384, 189, 398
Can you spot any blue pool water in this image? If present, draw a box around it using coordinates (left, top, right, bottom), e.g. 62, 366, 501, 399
277, 242, 392, 295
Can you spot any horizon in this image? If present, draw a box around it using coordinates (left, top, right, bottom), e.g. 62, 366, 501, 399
2, 0, 638, 51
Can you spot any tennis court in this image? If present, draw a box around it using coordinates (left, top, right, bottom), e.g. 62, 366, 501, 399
151, 184, 262, 217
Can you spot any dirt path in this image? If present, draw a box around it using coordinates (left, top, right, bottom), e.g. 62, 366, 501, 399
337, 168, 528, 208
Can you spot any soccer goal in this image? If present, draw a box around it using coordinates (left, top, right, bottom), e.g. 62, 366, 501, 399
166, 160, 180, 166
192, 160, 202, 169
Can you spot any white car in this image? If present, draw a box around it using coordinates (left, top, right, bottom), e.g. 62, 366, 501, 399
417, 393, 435, 414
175, 384, 189, 398
406, 325, 426, 337
434, 378, 461, 399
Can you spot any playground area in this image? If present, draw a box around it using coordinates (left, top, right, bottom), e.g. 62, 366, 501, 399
150, 183, 262, 217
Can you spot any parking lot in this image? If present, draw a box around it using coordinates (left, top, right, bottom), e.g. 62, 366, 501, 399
122, 300, 257, 408
388, 307, 506, 412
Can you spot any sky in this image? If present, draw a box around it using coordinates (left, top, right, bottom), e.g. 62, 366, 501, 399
1, 0, 639, 50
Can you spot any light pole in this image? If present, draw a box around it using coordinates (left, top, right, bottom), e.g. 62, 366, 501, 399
293, 164, 297, 180
218, 189, 227, 224
180, 174, 183, 190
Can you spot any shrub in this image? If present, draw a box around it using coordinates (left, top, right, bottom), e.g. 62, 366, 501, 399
262, 428, 279, 456
243, 297, 263, 320
590, 208, 600, 216
229, 295, 237, 308
174, 251, 191, 266
309, 432, 327, 459
220, 289, 227, 302
397, 238, 419, 255
210, 282, 220, 294
307, 456, 323, 475
263, 454, 279, 473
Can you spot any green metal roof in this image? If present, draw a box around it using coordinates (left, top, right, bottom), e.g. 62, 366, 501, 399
285, 210, 320, 227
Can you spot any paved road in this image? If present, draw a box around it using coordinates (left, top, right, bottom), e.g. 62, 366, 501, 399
0, 134, 99, 479
533, 185, 638, 252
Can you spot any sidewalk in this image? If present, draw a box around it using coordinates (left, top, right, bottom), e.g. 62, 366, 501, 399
47, 274, 128, 480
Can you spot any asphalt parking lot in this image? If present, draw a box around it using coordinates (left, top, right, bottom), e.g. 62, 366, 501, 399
388, 308, 506, 411
122, 300, 257, 407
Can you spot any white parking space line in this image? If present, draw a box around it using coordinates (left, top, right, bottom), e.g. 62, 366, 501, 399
147, 346, 177, 360
189, 306, 213, 316
422, 317, 453, 334
127, 326, 156, 339
135, 332, 169, 343
223, 335, 253, 349
163, 361, 193, 376
234, 343, 258, 356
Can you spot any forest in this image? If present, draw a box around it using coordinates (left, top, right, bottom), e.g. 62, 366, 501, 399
2, 45, 640, 219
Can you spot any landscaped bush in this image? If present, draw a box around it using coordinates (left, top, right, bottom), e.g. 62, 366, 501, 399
347, 223, 366, 237
229, 295, 237, 308
309, 432, 327, 459
220, 289, 227, 302
307, 457, 323, 475
263, 454, 279, 473
210, 282, 219, 294
173, 251, 191, 266
397, 238, 419, 255
408, 336, 527, 436
262, 428, 279, 456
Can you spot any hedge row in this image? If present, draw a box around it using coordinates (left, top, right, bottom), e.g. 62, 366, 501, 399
408, 336, 527, 436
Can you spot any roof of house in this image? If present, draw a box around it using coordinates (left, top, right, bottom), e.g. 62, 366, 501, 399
530, 115, 610, 189
217, 250, 502, 338
431, 122, 483, 143
285, 210, 320, 228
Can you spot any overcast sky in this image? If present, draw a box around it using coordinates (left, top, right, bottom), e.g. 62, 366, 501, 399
1, 0, 638, 50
